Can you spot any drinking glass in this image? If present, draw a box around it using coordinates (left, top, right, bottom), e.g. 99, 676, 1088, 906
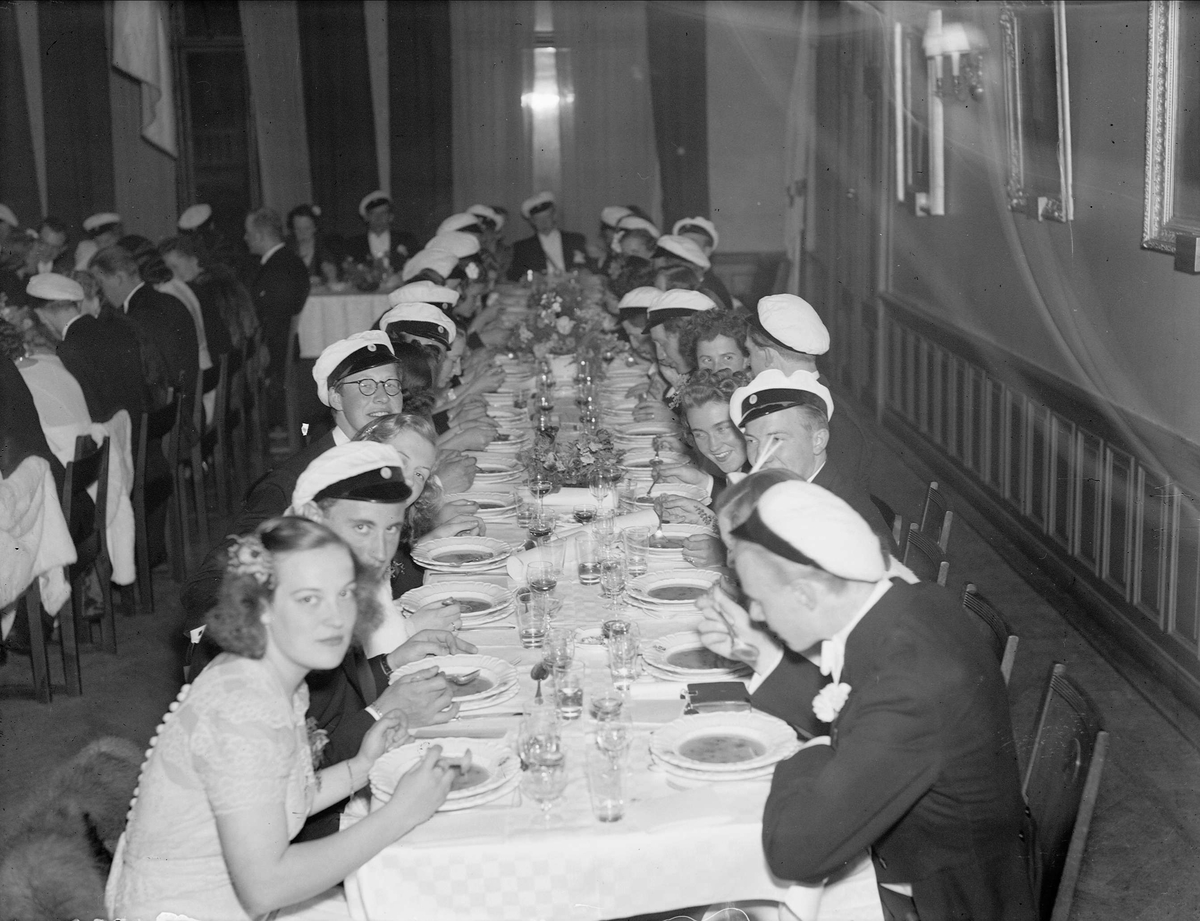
512, 387, 529, 410
593, 707, 633, 761
588, 468, 612, 509
607, 629, 640, 691
623, 527, 649, 578
543, 625, 576, 671
575, 534, 602, 585
527, 513, 556, 544
589, 686, 626, 721
515, 595, 549, 648
615, 477, 638, 512
585, 745, 625, 823
553, 662, 586, 721
532, 595, 563, 622
594, 510, 617, 547
573, 504, 597, 526
518, 702, 561, 768
515, 494, 536, 528
524, 749, 568, 826
527, 561, 558, 595
529, 472, 555, 513
599, 553, 626, 610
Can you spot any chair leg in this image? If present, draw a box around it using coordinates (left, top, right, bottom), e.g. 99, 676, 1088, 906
62, 578, 83, 696
190, 445, 210, 546
166, 474, 186, 583
213, 436, 229, 512
98, 559, 117, 654
25, 584, 51, 704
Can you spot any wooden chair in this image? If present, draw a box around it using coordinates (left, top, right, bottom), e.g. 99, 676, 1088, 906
961, 583, 1018, 684
902, 523, 949, 585
1023, 663, 1109, 921
870, 494, 906, 558
134, 388, 184, 595
198, 353, 245, 514
183, 367, 215, 544
283, 315, 302, 454
65, 434, 118, 658
16, 579, 53, 703
242, 328, 270, 480
919, 480, 954, 553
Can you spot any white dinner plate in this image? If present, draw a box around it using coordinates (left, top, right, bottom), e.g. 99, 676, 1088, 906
387, 654, 517, 703
627, 569, 721, 606
650, 711, 801, 774
399, 581, 512, 617
370, 738, 520, 808
412, 537, 512, 571
643, 631, 752, 678
445, 492, 518, 515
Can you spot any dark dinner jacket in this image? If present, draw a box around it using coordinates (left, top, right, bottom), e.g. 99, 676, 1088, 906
753, 581, 1037, 921
812, 455, 887, 538
507, 231, 590, 279
56, 313, 146, 425
125, 283, 199, 394
251, 246, 310, 370
344, 228, 419, 266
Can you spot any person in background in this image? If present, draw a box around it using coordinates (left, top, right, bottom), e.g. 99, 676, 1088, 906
698, 479, 1036, 921
177, 203, 247, 276
106, 516, 455, 921
633, 288, 718, 426
344, 191, 418, 273
615, 285, 660, 362
245, 207, 311, 422
680, 308, 751, 374
73, 212, 124, 273
507, 192, 590, 279
614, 215, 660, 262
653, 234, 732, 310
287, 204, 340, 286
159, 234, 259, 362
672, 216, 732, 309
120, 234, 211, 377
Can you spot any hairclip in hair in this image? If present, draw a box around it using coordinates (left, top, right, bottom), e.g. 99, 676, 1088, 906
228, 534, 274, 587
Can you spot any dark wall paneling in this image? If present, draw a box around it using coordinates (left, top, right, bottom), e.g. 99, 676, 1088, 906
645, 0, 708, 226
878, 293, 1200, 709
388, 0, 453, 243
38, 0, 115, 230
297, 0, 378, 240
0, 3, 40, 225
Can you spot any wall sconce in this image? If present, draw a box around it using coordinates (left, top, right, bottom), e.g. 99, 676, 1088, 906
924, 16, 987, 102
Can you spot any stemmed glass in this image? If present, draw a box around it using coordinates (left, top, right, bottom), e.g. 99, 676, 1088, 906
599, 552, 626, 611
594, 708, 633, 762
529, 469, 555, 515
523, 749, 568, 826
588, 468, 612, 510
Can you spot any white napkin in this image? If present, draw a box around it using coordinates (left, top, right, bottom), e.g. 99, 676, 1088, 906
627, 677, 689, 701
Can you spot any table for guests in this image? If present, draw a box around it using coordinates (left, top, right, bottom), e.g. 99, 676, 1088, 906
297, 290, 391, 358
344, 359, 879, 921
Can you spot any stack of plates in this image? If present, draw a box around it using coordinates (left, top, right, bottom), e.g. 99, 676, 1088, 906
645, 523, 714, 564
411, 537, 512, 573
642, 631, 752, 682
471, 456, 524, 485
386, 654, 520, 712
399, 581, 514, 627
624, 569, 721, 617
370, 737, 521, 809
650, 712, 801, 784
446, 491, 517, 520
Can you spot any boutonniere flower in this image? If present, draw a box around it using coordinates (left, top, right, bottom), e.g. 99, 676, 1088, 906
306, 716, 330, 770
812, 682, 852, 723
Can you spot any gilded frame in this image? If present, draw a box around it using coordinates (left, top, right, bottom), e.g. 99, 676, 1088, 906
1000, 0, 1074, 222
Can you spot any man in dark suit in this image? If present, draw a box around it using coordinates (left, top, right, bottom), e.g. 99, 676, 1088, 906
700, 479, 1036, 921
343, 190, 419, 270
29, 274, 145, 426
731, 367, 884, 534
245, 207, 310, 420
507, 191, 591, 279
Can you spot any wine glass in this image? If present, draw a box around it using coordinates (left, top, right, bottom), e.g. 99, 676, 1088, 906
573, 504, 597, 527
523, 749, 568, 826
517, 702, 561, 768
543, 625, 575, 672
527, 560, 558, 595
527, 513, 556, 545
529, 470, 555, 515
588, 468, 611, 509
594, 709, 633, 762
599, 553, 626, 611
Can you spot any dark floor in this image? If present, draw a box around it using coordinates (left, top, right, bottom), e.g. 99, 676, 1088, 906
2, 414, 1199, 920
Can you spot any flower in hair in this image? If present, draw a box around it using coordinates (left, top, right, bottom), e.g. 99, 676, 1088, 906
228, 535, 274, 587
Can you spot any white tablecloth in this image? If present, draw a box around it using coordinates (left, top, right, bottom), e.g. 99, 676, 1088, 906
297, 291, 391, 358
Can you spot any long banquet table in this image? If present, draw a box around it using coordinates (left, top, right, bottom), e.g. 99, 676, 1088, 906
343, 352, 879, 921
297, 290, 391, 358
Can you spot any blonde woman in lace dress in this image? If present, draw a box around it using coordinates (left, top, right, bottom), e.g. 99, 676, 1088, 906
106, 517, 455, 920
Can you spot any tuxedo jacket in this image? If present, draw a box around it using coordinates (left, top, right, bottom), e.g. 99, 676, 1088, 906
344, 229, 419, 267
812, 455, 888, 539
125, 284, 199, 396
753, 581, 1037, 921
250, 247, 310, 348
57, 313, 146, 425
507, 231, 590, 279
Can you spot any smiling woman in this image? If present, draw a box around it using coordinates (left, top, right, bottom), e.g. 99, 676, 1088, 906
106, 517, 453, 921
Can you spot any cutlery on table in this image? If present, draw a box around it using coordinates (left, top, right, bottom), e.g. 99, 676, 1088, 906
441, 669, 482, 686
530, 661, 550, 703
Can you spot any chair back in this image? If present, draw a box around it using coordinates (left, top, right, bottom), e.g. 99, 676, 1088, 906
1023, 663, 1109, 921
961, 583, 1018, 684
902, 523, 949, 585
870, 493, 906, 557
919, 480, 953, 552
61, 435, 110, 542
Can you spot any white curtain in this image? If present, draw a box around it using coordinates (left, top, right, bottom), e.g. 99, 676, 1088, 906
553, 0, 662, 238
239, 0, 312, 215
783, 1, 818, 294
450, 1, 535, 241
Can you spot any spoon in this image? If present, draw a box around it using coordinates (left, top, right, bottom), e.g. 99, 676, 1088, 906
530, 661, 550, 703
650, 496, 667, 545
443, 669, 482, 686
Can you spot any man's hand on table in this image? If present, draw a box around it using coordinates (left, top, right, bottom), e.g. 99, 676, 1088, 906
438, 421, 498, 452
387, 629, 477, 670
374, 666, 458, 727
437, 499, 479, 523
659, 464, 709, 487
658, 495, 716, 527
682, 534, 726, 568
420, 515, 485, 542
409, 601, 463, 634
434, 451, 477, 492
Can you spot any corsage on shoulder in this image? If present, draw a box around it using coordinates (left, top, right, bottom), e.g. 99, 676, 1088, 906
812, 682, 851, 723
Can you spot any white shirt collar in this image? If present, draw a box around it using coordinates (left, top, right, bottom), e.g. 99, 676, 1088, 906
122, 281, 145, 313
819, 579, 892, 684
806, 458, 826, 483
61, 312, 84, 337
332, 424, 351, 446
261, 242, 286, 265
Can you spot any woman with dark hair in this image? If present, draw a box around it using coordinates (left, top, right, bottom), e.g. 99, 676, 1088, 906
287, 205, 339, 285
107, 517, 452, 920
160, 234, 259, 358
388, 338, 438, 419
679, 309, 750, 374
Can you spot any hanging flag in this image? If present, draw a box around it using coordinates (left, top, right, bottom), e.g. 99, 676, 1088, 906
112, 0, 177, 157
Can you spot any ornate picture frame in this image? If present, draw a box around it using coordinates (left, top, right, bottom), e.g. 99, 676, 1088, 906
1143, 0, 1200, 254
1000, 0, 1074, 222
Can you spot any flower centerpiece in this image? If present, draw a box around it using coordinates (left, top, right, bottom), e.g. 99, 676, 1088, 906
508, 271, 616, 359
518, 427, 624, 489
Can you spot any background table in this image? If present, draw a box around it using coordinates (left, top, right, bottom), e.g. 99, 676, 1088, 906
297, 291, 390, 358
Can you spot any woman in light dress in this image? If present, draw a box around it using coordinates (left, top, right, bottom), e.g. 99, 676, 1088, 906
106, 517, 455, 920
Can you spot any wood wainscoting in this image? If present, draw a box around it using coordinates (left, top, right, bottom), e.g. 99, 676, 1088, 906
873, 294, 1200, 713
